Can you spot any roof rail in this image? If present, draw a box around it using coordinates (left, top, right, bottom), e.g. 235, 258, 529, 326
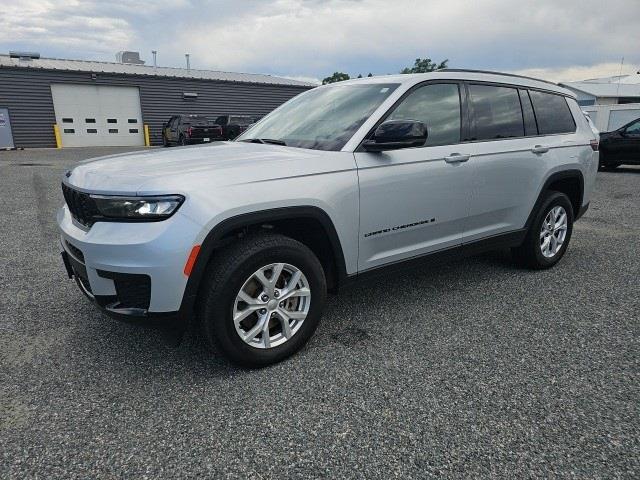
437, 68, 559, 87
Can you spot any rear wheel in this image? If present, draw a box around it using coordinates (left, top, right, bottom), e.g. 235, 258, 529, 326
512, 191, 574, 269
162, 134, 169, 147
180, 135, 188, 146
198, 233, 327, 367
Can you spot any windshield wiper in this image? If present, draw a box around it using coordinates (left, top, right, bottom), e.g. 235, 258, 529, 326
240, 138, 287, 146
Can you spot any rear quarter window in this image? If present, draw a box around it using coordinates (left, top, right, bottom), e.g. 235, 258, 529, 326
529, 91, 576, 135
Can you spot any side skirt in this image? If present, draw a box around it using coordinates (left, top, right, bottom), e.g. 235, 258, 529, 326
340, 229, 526, 289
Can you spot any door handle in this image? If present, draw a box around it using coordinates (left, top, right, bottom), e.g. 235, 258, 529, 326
444, 153, 470, 163
531, 145, 549, 154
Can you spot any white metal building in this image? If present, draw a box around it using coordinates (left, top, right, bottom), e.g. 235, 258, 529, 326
559, 74, 640, 106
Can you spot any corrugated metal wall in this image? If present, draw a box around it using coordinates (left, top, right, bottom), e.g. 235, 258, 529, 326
0, 67, 311, 148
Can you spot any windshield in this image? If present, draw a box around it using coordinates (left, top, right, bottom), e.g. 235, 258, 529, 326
237, 83, 399, 151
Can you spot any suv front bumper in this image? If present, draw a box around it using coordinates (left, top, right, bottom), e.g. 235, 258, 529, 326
58, 205, 204, 323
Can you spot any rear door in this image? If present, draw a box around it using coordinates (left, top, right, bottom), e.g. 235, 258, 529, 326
355, 82, 473, 271
462, 83, 542, 242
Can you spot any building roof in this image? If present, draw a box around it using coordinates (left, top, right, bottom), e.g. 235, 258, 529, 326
0, 54, 315, 87
559, 74, 640, 98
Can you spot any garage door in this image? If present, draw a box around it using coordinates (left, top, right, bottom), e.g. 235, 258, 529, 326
51, 84, 145, 147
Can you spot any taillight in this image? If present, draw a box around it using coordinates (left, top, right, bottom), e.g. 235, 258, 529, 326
590, 139, 599, 151
187, 127, 193, 137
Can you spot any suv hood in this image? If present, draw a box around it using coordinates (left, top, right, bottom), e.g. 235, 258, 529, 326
66, 142, 348, 195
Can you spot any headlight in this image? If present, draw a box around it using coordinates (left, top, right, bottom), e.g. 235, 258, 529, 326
90, 194, 185, 221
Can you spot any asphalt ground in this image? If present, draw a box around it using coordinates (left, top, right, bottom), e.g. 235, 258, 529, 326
1, 147, 638, 478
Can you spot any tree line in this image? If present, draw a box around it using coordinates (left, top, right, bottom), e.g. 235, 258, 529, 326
322, 57, 449, 85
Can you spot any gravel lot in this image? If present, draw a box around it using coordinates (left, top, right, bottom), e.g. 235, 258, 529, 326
1, 147, 638, 479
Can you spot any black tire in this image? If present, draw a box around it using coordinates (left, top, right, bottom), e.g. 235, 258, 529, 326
198, 233, 327, 367
162, 134, 169, 147
512, 191, 574, 269
179, 135, 188, 146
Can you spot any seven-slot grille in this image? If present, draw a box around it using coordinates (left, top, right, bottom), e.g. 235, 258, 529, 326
61, 183, 99, 227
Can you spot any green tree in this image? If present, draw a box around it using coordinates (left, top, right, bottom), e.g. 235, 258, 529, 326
401, 57, 448, 74
322, 72, 350, 84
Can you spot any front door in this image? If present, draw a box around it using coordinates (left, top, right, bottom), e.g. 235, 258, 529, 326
618, 118, 640, 162
355, 82, 472, 272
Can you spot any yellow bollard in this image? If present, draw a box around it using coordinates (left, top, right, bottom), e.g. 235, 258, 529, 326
53, 124, 62, 148
144, 124, 150, 147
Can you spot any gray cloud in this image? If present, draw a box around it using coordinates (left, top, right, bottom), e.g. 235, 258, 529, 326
1, 0, 638, 82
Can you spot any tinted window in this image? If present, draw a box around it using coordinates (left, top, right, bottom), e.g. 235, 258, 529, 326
625, 119, 640, 135
469, 84, 524, 140
529, 91, 575, 134
519, 89, 538, 136
388, 83, 461, 146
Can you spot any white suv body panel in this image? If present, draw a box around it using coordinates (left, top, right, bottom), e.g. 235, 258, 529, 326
58, 71, 597, 316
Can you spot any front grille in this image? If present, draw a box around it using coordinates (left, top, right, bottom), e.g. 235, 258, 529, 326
61, 183, 99, 227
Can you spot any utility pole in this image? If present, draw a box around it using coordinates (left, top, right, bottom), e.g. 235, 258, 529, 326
152, 50, 157, 69
185, 53, 190, 71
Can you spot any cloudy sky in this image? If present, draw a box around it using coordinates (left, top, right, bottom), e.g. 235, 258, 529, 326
1, 0, 638, 84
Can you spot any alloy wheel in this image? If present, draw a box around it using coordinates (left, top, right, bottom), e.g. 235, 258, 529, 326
540, 206, 568, 258
232, 263, 311, 349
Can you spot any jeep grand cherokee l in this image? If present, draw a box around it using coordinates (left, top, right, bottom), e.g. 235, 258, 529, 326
58, 70, 598, 367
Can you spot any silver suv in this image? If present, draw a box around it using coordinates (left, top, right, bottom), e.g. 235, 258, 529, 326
58, 70, 598, 366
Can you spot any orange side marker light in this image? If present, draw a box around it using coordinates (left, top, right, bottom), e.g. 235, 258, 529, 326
184, 245, 201, 277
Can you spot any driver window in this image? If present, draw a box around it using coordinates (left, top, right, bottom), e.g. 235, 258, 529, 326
625, 119, 640, 135
387, 83, 461, 146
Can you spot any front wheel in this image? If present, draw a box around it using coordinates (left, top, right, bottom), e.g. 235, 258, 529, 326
198, 233, 327, 367
512, 191, 574, 269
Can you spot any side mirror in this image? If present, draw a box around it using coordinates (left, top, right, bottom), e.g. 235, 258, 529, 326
362, 120, 428, 152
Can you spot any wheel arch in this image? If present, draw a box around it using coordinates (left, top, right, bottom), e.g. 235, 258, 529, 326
178, 206, 348, 320
525, 169, 585, 230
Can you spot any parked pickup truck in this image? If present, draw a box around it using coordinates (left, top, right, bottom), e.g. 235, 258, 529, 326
162, 115, 223, 146
215, 115, 256, 140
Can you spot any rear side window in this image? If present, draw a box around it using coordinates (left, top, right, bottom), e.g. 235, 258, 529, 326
529, 91, 576, 135
387, 83, 461, 146
469, 84, 524, 140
